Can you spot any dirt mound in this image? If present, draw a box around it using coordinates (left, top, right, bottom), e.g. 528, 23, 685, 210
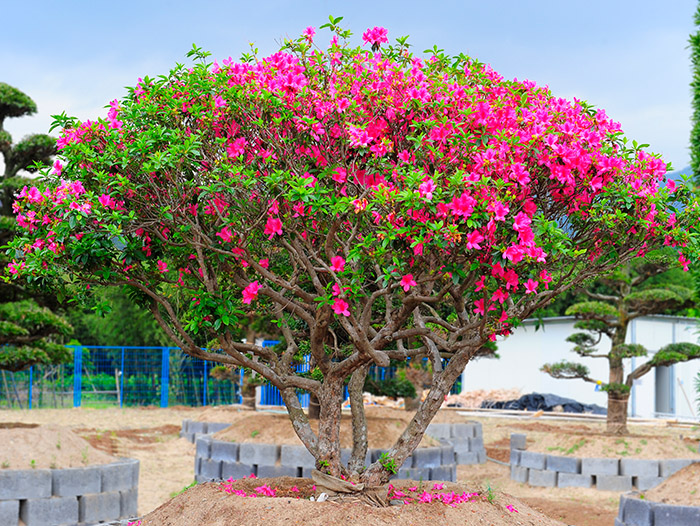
137, 477, 566, 526
0, 424, 119, 470
642, 463, 700, 506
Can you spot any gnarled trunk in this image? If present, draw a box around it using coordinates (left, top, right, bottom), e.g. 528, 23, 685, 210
316, 376, 345, 477
606, 391, 629, 435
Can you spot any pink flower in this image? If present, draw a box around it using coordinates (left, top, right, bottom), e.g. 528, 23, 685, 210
667, 179, 677, 192
330, 256, 345, 272
214, 95, 227, 108
466, 230, 484, 250
303, 26, 316, 42
242, 281, 262, 304
259, 258, 269, 269
506, 504, 518, 513
400, 274, 417, 292
489, 201, 509, 221
503, 245, 525, 264
525, 279, 538, 294
332, 298, 350, 317
362, 26, 389, 47
419, 178, 435, 200
432, 483, 444, 490
157, 260, 168, 273
98, 194, 114, 209
217, 226, 233, 243
264, 217, 283, 239
332, 167, 347, 184
491, 289, 508, 304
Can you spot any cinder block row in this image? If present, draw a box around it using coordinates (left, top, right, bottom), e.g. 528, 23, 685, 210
181, 420, 232, 443
528, 468, 557, 487
427, 422, 486, 466
618, 494, 700, 526
596, 475, 633, 492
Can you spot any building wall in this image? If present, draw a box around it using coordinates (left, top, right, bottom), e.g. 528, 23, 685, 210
461, 316, 700, 420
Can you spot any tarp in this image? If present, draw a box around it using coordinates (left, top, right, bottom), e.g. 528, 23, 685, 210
480, 392, 606, 415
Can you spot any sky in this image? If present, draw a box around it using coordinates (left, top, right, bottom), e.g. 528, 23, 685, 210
1, 0, 698, 171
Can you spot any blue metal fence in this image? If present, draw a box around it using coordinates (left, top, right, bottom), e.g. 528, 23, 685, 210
0, 345, 462, 409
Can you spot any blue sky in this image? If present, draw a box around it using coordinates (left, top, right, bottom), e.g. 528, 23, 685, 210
1, 0, 698, 170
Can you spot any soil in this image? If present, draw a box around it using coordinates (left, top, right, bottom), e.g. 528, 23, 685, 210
642, 462, 700, 506
1, 405, 699, 526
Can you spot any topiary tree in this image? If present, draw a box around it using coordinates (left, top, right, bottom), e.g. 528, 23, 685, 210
542, 254, 700, 434
7, 20, 700, 486
0, 83, 71, 372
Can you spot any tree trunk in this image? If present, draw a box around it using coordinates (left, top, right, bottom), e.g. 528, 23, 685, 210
308, 393, 320, 419
606, 392, 629, 435
347, 364, 370, 473
316, 377, 345, 477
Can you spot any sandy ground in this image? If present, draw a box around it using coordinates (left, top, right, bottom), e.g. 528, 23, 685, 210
1, 405, 699, 526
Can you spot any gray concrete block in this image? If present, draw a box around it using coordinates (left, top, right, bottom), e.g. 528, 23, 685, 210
509, 449, 521, 466
395, 467, 430, 481
52, 465, 102, 497
510, 465, 528, 483
510, 433, 527, 450
302, 467, 313, 479
660, 458, 694, 478
239, 443, 280, 466
451, 423, 476, 438
129, 458, 140, 487
425, 423, 451, 439
582, 457, 619, 476
620, 459, 659, 478
596, 475, 633, 492
340, 448, 372, 468
120, 488, 138, 518
429, 464, 456, 482
221, 462, 256, 480
456, 451, 479, 465
519, 451, 546, 470
528, 468, 557, 487
102, 461, 135, 492
614, 520, 625, 526
200, 459, 222, 480
79, 491, 121, 523
196, 436, 213, 459
619, 495, 653, 526
469, 436, 484, 453
546, 455, 581, 474
183, 431, 195, 442
473, 422, 483, 437
0, 499, 18, 526
445, 437, 470, 454
280, 445, 315, 468
653, 503, 700, 525
370, 449, 387, 463
194, 456, 201, 476
476, 449, 487, 464
211, 441, 239, 463
207, 422, 231, 433
557, 472, 593, 488
256, 465, 298, 478
440, 445, 455, 465
412, 448, 442, 468
0, 469, 52, 500
20, 496, 79, 526
635, 476, 664, 491
188, 421, 207, 434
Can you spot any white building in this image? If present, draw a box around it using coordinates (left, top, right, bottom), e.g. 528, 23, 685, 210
461, 316, 700, 420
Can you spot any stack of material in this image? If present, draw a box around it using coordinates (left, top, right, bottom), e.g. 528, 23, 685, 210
444, 388, 522, 408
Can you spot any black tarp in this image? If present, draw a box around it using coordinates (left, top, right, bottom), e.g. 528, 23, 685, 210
479, 392, 606, 415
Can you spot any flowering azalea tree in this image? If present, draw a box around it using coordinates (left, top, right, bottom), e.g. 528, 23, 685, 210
7, 19, 699, 485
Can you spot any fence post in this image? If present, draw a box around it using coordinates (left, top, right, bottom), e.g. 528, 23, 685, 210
120, 347, 125, 408
202, 360, 208, 406
28, 367, 32, 410
73, 346, 82, 408
160, 347, 170, 408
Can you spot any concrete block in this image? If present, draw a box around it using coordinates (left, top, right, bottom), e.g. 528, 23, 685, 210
510, 465, 528, 483
188, 421, 207, 434
102, 461, 135, 492
653, 503, 700, 525
445, 437, 470, 454
120, 488, 139, 518
528, 468, 557, 487
620, 459, 659, 478
52, 465, 102, 497
476, 449, 487, 464
340, 448, 372, 468
211, 441, 239, 463
207, 422, 231, 434
194, 456, 201, 476
0, 499, 18, 526
596, 475, 633, 492
412, 448, 442, 468
582, 457, 619, 476
429, 464, 456, 482
200, 459, 222, 480
619, 495, 653, 526
221, 462, 256, 481
20, 496, 79, 526
370, 449, 387, 463
440, 445, 455, 465
79, 491, 121, 523
451, 423, 476, 438
183, 431, 195, 442
456, 451, 479, 465
614, 520, 625, 526
0, 469, 52, 499
546, 455, 581, 474
660, 458, 694, 478
509, 449, 521, 466
519, 451, 546, 470
196, 436, 213, 459
280, 445, 315, 468
239, 443, 280, 466
181, 419, 192, 433
302, 467, 313, 479
510, 433, 527, 450
256, 465, 298, 478
469, 436, 484, 453
557, 472, 593, 488
129, 458, 140, 487
425, 423, 451, 439
395, 467, 430, 481
635, 476, 664, 491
